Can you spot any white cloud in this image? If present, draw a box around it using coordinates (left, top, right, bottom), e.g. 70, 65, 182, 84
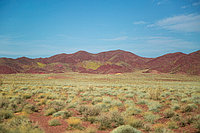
146, 37, 193, 48
152, 14, 200, 32
101, 36, 128, 41
133, 21, 146, 25
192, 1, 200, 6
130, 36, 198, 49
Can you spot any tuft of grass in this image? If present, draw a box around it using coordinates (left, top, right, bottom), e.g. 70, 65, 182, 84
148, 88, 161, 100
167, 121, 178, 129
153, 124, 167, 133
98, 113, 112, 130
172, 104, 180, 111
181, 104, 196, 113
125, 106, 142, 115
66, 117, 82, 128
125, 117, 144, 129
23, 104, 38, 114
110, 110, 124, 127
52, 110, 72, 119
143, 112, 160, 124
48, 118, 61, 126
163, 109, 175, 118
44, 108, 56, 116
111, 125, 141, 133
78, 105, 101, 117
0, 109, 13, 122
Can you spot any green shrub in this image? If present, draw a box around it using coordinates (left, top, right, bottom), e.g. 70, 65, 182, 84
194, 119, 200, 131
130, 119, 144, 129
23, 94, 32, 99
185, 115, 196, 125
179, 118, 187, 127
0, 125, 10, 133
172, 114, 180, 121
0, 109, 13, 122
163, 109, 174, 118
153, 124, 171, 133
181, 98, 190, 103
7, 103, 19, 113
66, 117, 84, 130
148, 88, 161, 100
2, 115, 44, 133
125, 117, 143, 129
44, 108, 56, 116
23, 104, 38, 113
52, 111, 71, 119
111, 100, 123, 107
147, 101, 162, 112
78, 105, 88, 114
102, 97, 112, 104
110, 111, 124, 127
0, 96, 9, 108
67, 102, 78, 109
181, 104, 195, 113
143, 112, 160, 124
125, 106, 142, 115
48, 119, 61, 126
136, 99, 147, 105
38, 94, 46, 99
167, 121, 178, 129
111, 125, 141, 133
125, 93, 135, 98
46, 100, 66, 111
172, 104, 180, 111
98, 114, 112, 130
143, 124, 151, 131
154, 128, 171, 133
92, 97, 102, 104
78, 105, 100, 116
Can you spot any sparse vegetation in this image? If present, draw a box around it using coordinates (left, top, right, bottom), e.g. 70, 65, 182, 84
0, 72, 199, 133
111, 125, 141, 133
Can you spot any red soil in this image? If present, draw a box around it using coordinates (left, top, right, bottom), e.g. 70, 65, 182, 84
30, 112, 68, 133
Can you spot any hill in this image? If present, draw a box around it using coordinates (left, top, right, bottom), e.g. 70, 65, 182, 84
0, 50, 199, 75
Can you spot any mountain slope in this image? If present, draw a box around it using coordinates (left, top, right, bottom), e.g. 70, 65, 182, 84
146, 52, 186, 73
170, 50, 200, 75
0, 50, 199, 75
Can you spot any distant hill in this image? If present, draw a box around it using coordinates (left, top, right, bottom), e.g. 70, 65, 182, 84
0, 50, 199, 75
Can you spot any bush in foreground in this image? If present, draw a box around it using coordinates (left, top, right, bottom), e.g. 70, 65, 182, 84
111, 125, 141, 133
1, 115, 44, 133
0, 109, 13, 122
98, 114, 112, 130
125, 116, 143, 129
66, 117, 84, 130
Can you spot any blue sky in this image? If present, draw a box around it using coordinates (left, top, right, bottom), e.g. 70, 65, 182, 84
0, 0, 200, 58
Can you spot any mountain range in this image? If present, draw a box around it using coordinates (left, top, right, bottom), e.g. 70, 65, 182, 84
0, 50, 200, 75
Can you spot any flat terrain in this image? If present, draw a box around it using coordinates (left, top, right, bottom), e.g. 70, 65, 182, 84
0, 72, 200, 133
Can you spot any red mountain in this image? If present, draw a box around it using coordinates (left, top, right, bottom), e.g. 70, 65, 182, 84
146, 52, 186, 73
0, 50, 199, 75
170, 50, 200, 75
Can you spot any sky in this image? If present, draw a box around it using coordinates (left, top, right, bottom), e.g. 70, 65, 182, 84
0, 0, 200, 58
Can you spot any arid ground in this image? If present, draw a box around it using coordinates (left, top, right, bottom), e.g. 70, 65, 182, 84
0, 72, 200, 133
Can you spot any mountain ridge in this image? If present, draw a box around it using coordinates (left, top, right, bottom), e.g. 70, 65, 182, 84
0, 50, 199, 75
